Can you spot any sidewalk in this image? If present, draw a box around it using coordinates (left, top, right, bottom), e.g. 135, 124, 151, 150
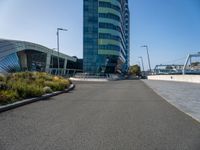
70, 74, 120, 82
143, 80, 200, 122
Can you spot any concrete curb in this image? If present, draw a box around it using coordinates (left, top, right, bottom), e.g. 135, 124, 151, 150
70, 78, 109, 82
70, 77, 120, 82
0, 84, 75, 113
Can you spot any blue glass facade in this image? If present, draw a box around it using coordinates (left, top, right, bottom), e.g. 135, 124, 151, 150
0, 39, 77, 74
0, 53, 20, 73
83, 0, 130, 74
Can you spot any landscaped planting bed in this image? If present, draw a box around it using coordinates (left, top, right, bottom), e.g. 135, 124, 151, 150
0, 72, 71, 105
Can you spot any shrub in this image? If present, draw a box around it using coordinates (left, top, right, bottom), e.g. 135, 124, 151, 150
45, 77, 71, 91
35, 78, 46, 86
43, 74, 53, 81
25, 85, 44, 98
59, 79, 70, 88
0, 82, 8, 90
44, 81, 64, 91
43, 86, 53, 93
0, 93, 6, 104
0, 75, 5, 82
12, 72, 33, 79
0, 90, 19, 105
10, 81, 44, 98
35, 72, 53, 80
53, 76, 60, 81
0, 72, 72, 105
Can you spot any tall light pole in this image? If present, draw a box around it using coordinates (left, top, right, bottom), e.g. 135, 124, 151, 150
57, 28, 68, 74
141, 45, 152, 72
138, 56, 145, 73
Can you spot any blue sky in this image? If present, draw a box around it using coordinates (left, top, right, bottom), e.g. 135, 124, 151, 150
0, 0, 199, 70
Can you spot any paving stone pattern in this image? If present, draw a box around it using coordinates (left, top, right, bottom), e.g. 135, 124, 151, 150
143, 80, 200, 122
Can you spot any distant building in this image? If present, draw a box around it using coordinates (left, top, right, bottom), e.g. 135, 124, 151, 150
83, 0, 130, 74
70, 57, 83, 70
0, 39, 81, 75
154, 64, 183, 75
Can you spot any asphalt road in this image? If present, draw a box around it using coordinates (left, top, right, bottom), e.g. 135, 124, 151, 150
0, 80, 200, 150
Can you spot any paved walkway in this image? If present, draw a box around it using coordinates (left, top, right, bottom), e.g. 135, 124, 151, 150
0, 80, 200, 150
143, 80, 200, 122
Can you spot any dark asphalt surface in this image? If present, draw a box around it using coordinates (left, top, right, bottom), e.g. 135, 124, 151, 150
0, 80, 200, 150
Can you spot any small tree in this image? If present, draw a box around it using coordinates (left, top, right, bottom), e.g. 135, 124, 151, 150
128, 65, 141, 76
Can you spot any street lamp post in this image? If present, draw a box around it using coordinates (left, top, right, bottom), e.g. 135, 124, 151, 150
57, 28, 68, 75
141, 45, 152, 72
138, 56, 145, 76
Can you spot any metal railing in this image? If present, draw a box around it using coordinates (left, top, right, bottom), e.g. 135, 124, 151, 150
48, 68, 82, 77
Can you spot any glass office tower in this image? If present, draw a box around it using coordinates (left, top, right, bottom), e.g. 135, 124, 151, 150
83, 0, 130, 74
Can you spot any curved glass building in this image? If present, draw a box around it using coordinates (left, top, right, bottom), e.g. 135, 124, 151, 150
83, 0, 130, 74
0, 39, 78, 75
